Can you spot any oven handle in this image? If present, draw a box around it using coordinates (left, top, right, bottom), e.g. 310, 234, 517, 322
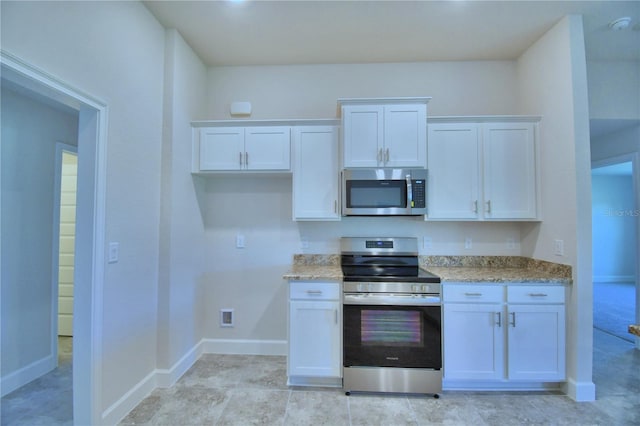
343, 293, 441, 306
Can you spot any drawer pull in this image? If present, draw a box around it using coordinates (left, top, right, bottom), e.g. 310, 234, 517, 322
495, 312, 502, 327
464, 292, 483, 297
509, 312, 516, 327
306, 290, 323, 295
528, 293, 548, 297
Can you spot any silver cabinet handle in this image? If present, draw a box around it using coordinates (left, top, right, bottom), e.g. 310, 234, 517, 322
377, 148, 383, 164
486, 200, 492, 214
509, 312, 516, 327
473, 200, 478, 214
528, 293, 548, 297
464, 292, 483, 297
335, 309, 338, 324
385, 148, 390, 163
245, 151, 248, 167
239, 152, 243, 167
306, 290, 323, 295
495, 312, 502, 327
334, 200, 337, 214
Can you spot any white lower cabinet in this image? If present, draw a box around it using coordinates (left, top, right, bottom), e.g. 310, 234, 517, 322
443, 283, 566, 389
288, 281, 341, 386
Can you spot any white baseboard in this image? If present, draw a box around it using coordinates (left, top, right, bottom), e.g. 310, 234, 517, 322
201, 338, 287, 356
106, 338, 287, 425
443, 379, 562, 392
593, 275, 635, 283
101, 370, 157, 426
564, 378, 596, 401
0, 353, 56, 397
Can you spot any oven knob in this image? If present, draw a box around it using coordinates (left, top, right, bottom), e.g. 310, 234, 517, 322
412, 284, 419, 292
357, 284, 364, 292
422, 285, 428, 292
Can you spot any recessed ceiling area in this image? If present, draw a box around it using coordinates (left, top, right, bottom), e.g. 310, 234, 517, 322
144, 0, 640, 67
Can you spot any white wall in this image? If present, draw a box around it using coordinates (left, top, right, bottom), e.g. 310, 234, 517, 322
208, 61, 518, 118
1, 86, 78, 391
157, 29, 208, 373
515, 16, 594, 400
1, 0, 165, 415
588, 60, 640, 120
591, 125, 640, 162
592, 174, 637, 281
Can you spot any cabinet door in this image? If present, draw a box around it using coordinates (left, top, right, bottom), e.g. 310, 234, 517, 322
289, 300, 341, 377
199, 127, 244, 170
342, 105, 383, 168
384, 104, 426, 168
292, 126, 340, 220
507, 304, 565, 381
244, 126, 291, 170
443, 303, 504, 380
427, 123, 480, 219
483, 123, 537, 219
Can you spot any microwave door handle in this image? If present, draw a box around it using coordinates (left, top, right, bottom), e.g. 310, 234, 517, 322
406, 175, 413, 208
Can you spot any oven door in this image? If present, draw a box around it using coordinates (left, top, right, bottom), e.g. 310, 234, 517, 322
343, 302, 441, 369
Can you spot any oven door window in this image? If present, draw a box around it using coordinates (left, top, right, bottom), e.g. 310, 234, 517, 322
346, 180, 407, 208
344, 305, 441, 369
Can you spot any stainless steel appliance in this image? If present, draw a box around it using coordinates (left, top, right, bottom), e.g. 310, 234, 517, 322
341, 237, 442, 397
342, 168, 427, 216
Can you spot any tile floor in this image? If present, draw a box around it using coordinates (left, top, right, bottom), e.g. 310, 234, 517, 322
2, 330, 639, 426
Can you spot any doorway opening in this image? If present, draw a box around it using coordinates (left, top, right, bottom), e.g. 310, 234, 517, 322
1, 52, 107, 425
591, 159, 639, 345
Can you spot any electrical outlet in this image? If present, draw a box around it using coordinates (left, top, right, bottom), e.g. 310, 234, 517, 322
423, 237, 432, 249
554, 239, 564, 256
236, 234, 245, 249
464, 237, 472, 250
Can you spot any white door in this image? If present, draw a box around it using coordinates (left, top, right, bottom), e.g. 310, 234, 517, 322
427, 123, 480, 219
244, 126, 291, 170
443, 303, 504, 380
292, 126, 340, 220
342, 105, 383, 168
507, 304, 566, 381
482, 122, 537, 219
384, 104, 426, 168
289, 300, 341, 377
199, 127, 244, 170
57, 150, 78, 336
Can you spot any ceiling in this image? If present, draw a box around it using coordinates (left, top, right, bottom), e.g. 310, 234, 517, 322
144, 0, 640, 67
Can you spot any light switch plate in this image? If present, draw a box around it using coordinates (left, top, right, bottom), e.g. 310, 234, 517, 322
108, 242, 119, 263
236, 234, 245, 249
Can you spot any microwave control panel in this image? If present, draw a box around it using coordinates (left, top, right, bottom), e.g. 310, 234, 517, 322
412, 179, 426, 208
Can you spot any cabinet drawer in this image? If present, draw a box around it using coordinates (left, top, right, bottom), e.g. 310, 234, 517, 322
508, 286, 565, 304
290, 281, 340, 300
443, 284, 503, 303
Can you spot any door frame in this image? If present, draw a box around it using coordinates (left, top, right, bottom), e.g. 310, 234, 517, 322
591, 152, 640, 349
1, 51, 108, 424
52, 143, 78, 345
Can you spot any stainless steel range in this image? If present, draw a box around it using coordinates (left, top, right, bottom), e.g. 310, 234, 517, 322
341, 237, 442, 397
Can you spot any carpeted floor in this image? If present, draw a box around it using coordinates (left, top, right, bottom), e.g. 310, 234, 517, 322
593, 281, 637, 342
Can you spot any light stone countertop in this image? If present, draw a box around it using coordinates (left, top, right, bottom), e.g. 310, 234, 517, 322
283, 255, 572, 285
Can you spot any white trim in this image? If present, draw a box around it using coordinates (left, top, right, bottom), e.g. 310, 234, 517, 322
0, 354, 56, 397
593, 275, 636, 283
1, 50, 108, 426
563, 378, 596, 401
443, 379, 562, 392
202, 338, 288, 356
155, 340, 205, 388
101, 370, 157, 426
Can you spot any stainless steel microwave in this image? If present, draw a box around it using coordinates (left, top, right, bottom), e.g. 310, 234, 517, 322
342, 168, 427, 216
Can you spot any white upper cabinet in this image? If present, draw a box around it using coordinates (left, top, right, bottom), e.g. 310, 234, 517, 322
341, 98, 428, 168
197, 125, 290, 172
427, 117, 539, 221
427, 123, 480, 219
292, 126, 341, 221
482, 122, 537, 219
